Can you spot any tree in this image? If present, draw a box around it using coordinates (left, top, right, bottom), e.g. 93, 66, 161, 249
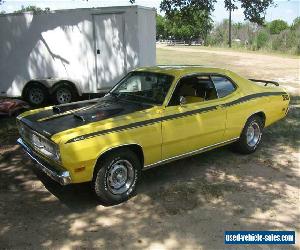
291, 17, 300, 30
14, 5, 50, 14
160, 0, 274, 25
268, 19, 288, 34
156, 10, 213, 42
156, 14, 167, 39
167, 9, 212, 42
159, 0, 275, 47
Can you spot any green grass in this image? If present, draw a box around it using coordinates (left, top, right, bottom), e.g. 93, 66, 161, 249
157, 47, 231, 66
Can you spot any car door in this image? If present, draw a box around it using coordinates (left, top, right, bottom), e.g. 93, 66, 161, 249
161, 74, 227, 160
210, 75, 243, 141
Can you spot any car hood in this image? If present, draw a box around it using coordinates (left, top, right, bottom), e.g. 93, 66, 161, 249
20, 96, 152, 138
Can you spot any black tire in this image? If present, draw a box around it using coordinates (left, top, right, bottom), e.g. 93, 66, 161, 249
92, 149, 141, 205
232, 115, 264, 154
23, 82, 48, 107
52, 84, 77, 104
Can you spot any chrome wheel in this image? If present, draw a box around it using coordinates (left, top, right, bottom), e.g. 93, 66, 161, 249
56, 88, 72, 104
29, 87, 45, 105
106, 159, 135, 195
246, 121, 261, 147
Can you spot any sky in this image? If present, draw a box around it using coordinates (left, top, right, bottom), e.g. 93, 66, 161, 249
0, 0, 299, 24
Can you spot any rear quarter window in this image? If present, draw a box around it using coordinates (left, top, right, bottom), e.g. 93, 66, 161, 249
211, 76, 236, 98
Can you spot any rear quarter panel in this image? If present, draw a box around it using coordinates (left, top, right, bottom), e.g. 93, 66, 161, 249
262, 92, 290, 127
222, 72, 289, 140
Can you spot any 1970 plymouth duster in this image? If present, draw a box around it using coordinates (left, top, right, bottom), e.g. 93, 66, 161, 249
17, 66, 290, 204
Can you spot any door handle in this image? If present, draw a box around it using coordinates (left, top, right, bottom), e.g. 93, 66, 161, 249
96, 49, 100, 54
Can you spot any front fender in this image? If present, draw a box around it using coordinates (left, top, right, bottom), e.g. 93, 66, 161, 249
60, 137, 143, 183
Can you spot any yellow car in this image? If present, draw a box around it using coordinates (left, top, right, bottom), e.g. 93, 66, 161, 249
17, 66, 290, 204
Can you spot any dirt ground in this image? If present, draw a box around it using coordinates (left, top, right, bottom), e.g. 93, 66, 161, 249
0, 46, 299, 249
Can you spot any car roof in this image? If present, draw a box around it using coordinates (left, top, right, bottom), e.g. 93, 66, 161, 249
135, 65, 231, 77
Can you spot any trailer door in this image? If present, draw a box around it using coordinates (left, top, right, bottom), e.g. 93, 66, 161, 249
93, 14, 126, 90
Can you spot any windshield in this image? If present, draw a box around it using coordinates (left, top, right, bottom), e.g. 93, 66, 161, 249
110, 71, 174, 105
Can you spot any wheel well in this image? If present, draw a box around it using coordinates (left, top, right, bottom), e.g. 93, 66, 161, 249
22, 81, 48, 98
251, 111, 266, 127
95, 144, 144, 170
238, 112, 266, 138
51, 80, 79, 96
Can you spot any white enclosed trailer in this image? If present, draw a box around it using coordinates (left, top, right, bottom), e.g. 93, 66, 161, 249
0, 5, 156, 105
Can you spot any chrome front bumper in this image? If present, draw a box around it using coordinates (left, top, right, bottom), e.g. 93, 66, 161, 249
17, 138, 71, 185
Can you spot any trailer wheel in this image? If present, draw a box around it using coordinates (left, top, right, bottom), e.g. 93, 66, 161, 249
53, 84, 77, 104
23, 82, 48, 107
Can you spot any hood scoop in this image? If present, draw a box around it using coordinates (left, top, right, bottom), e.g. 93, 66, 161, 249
73, 113, 86, 122
52, 106, 62, 113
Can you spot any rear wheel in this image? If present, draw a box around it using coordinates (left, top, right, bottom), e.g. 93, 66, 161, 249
233, 115, 263, 154
53, 85, 77, 104
92, 149, 141, 205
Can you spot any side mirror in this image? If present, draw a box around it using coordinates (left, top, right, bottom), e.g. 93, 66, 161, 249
179, 96, 187, 105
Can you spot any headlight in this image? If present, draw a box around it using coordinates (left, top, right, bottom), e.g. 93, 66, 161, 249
32, 134, 61, 162
17, 121, 61, 162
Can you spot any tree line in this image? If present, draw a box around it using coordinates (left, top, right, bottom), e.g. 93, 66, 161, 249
157, 14, 300, 55
210, 18, 300, 54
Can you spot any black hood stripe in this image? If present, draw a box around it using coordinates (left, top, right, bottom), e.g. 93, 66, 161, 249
66, 91, 286, 144
38, 104, 98, 122
20, 97, 151, 138
27, 99, 100, 122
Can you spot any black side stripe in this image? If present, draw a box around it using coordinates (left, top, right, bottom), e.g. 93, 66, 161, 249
65, 91, 286, 144
66, 106, 217, 144
68, 117, 162, 143
224, 92, 286, 107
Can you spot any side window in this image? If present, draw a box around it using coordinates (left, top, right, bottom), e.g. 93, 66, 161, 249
211, 76, 236, 98
168, 75, 218, 106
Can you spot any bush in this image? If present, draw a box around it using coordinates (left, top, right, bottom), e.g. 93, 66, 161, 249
255, 29, 270, 49
198, 17, 300, 55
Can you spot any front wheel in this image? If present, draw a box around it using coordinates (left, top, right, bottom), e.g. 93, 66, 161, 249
232, 115, 263, 154
92, 149, 141, 205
